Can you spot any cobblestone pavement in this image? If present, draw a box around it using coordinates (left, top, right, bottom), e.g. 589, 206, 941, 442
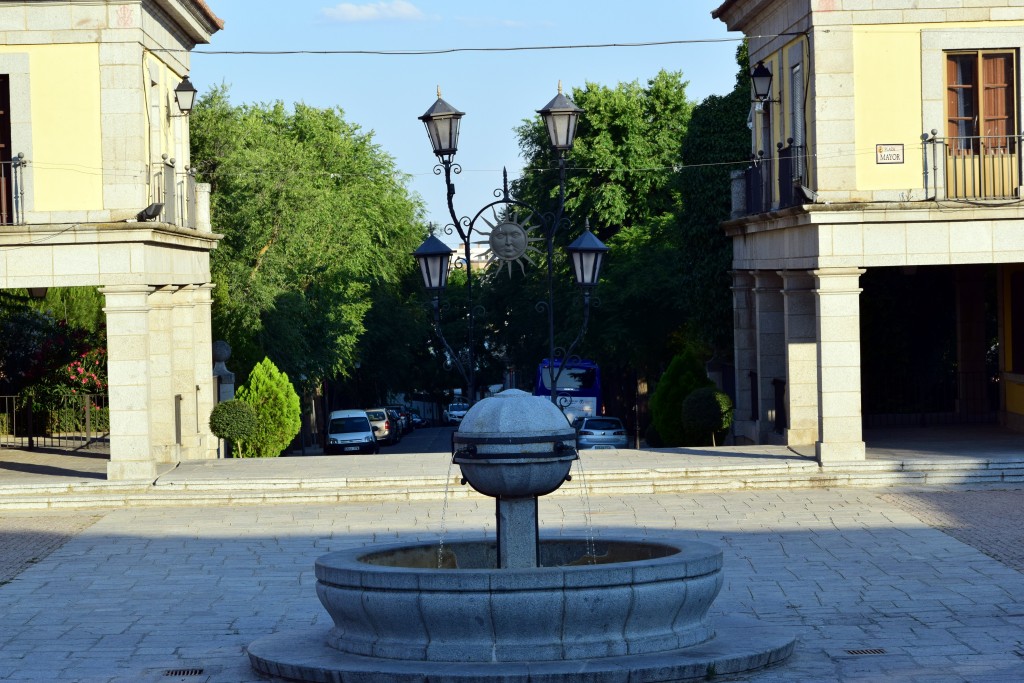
881, 490, 1024, 573
1, 487, 1023, 682
0, 512, 103, 583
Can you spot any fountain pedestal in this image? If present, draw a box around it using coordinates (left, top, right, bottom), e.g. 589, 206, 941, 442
248, 390, 795, 681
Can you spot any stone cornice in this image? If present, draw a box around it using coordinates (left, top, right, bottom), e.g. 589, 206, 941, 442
149, 0, 223, 44
722, 201, 1024, 237
0, 222, 222, 250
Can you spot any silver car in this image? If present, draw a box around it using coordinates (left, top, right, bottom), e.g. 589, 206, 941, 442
573, 416, 628, 450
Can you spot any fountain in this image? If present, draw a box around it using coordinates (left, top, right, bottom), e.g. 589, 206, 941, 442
248, 390, 794, 681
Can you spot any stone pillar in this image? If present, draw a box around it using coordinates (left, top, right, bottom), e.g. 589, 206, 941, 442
813, 268, 866, 463
101, 285, 158, 480
147, 286, 177, 464
172, 286, 199, 459
731, 271, 757, 444
780, 270, 819, 445
193, 284, 217, 459
955, 265, 990, 420
754, 271, 785, 444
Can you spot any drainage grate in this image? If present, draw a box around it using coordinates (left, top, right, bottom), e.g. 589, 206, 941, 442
845, 648, 887, 656
164, 670, 204, 677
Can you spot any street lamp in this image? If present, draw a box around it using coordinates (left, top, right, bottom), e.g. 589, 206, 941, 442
750, 61, 777, 103
174, 75, 198, 115
414, 83, 608, 411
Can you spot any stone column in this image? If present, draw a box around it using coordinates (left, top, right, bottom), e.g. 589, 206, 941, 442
171, 285, 199, 459
730, 271, 757, 444
101, 285, 157, 480
780, 270, 819, 445
813, 268, 866, 463
754, 271, 785, 444
192, 284, 217, 459
147, 286, 177, 463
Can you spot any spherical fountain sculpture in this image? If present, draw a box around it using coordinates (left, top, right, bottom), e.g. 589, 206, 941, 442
248, 390, 794, 681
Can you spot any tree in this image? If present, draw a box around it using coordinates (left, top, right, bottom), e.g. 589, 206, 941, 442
190, 87, 426, 388
234, 357, 301, 457
681, 386, 734, 446
505, 70, 698, 422
649, 348, 713, 447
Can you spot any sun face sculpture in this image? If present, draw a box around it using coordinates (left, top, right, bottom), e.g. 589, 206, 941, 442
477, 208, 544, 277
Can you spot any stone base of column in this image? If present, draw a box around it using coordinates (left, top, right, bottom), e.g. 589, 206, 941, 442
107, 459, 159, 481
816, 440, 866, 464
785, 427, 817, 446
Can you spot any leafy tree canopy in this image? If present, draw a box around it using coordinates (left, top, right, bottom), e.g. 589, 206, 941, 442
190, 87, 425, 386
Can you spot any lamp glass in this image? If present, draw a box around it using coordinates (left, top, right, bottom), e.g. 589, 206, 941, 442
418, 252, 451, 291
751, 61, 773, 101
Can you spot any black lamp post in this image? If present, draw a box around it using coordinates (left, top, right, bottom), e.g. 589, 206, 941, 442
414, 83, 607, 411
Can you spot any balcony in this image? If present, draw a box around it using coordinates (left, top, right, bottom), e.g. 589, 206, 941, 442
739, 139, 807, 217
148, 155, 200, 229
924, 132, 1022, 201
0, 153, 205, 229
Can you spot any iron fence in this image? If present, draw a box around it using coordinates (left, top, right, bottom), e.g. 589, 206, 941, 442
0, 393, 109, 450
923, 132, 1022, 201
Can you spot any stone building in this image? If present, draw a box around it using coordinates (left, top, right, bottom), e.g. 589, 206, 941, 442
713, 0, 1024, 463
0, 0, 223, 479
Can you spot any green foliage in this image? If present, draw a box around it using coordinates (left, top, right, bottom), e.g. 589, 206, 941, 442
0, 293, 94, 395
190, 87, 426, 386
681, 386, 734, 446
208, 399, 258, 442
234, 357, 301, 457
649, 349, 713, 447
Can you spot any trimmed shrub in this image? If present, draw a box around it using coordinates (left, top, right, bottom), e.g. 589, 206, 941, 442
234, 357, 301, 458
681, 386, 734, 447
208, 399, 258, 443
649, 348, 713, 446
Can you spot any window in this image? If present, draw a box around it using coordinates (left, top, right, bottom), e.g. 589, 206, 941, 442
946, 51, 1016, 151
944, 50, 1019, 198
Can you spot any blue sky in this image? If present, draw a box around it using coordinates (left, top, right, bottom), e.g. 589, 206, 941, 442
190, 1, 742, 237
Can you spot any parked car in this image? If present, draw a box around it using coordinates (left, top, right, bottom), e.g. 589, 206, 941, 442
325, 410, 378, 455
365, 408, 399, 445
410, 411, 429, 428
385, 405, 413, 434
443, 402, 469, 425
385, 409, 407, 440
573, 416, 628, 450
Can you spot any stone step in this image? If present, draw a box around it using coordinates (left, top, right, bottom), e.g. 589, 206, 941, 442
2, 457, 1023, 510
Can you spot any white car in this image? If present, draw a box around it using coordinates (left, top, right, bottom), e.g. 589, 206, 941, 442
325, 410, 378, 455
443, 402, 469, 425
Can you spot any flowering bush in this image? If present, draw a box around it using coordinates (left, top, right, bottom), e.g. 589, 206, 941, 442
65, 347, 107, 393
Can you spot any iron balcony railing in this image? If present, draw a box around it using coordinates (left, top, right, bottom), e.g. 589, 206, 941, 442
742, 139, 806, 216
148, 154, 199, 228
923, 131, 1022, 201
0, 153, 27, 225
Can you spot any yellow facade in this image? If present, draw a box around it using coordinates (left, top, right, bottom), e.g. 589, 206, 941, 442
852, 21, 1024, 193
0, 43, 104, 211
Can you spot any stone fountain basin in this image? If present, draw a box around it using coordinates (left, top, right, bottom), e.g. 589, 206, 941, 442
314, 537, 723, 663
